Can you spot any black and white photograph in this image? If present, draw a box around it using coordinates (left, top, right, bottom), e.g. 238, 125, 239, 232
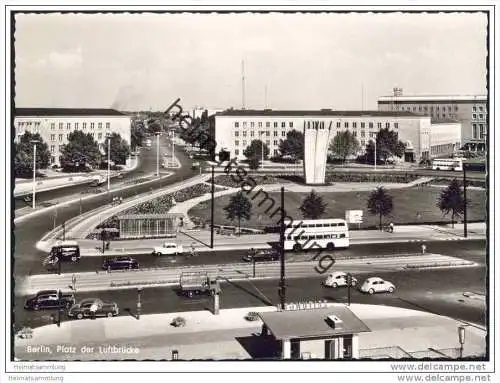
2, 1, 498, 382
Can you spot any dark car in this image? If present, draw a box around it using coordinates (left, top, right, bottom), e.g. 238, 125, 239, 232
24, 290, 75, 311
68, 298, 119, 319
102, 256, 139, 271
243, 249, 280, 262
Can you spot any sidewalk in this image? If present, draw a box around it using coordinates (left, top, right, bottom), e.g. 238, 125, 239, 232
14, 304, 486, 361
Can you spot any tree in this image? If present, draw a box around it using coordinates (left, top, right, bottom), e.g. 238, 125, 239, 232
278, 130, 304, 161
243, 139, 270, 160
329, 130, 361, 163
247, 156, 260, 170
59, 131, 102, 171
104, 132, 131, 165
367, 187, 394, 230
299, 190, 327, 219
14, 132, 51, 178
131, 121, 145, 150
437, 179, 465, 228
365, 128, 406, 164
223, 191, 252, 235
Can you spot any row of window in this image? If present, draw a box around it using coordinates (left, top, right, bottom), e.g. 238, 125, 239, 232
472, 124, 486, 140
234, 121, 294, 128
472, 114, 486, 120
472, 105, 485, 112
234, 121, 399, 130
235, 131, 288, 137
49, 122, 111, 130
430, 143, 456, 156
286, 233, 347, 241
395, 105, 459, 112
17, 121, 41, 128
50, 132, 105, 142
288, 222, 347, 228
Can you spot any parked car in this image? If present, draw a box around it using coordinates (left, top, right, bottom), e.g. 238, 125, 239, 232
102, 256, 139, 271
323, 272, 358, 288
24, 290, 75, 311
359, 277, 396, 294
68, 298, 119, 319
152, 242, 184, 256
242, 248, 280, 262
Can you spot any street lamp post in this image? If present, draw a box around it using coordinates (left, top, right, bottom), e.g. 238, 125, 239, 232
137, 287, 143, 320
31, 140, 40, 209
171, 131, 175, 168
106, 134, 111, 192
458, 325, 466, 358
206, 161, 218, 249
463, 166, 467, 238
156, 132, 160, 177
373, 137, 377, 171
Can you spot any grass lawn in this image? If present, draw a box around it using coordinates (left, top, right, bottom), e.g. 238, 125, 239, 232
188, 186, 487, 229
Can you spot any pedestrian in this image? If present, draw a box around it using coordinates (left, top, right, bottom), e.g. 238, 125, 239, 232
421, 244, 427, 254
89, 302, 98, 319
389, 222, 394, 233
119, 197, 123, 204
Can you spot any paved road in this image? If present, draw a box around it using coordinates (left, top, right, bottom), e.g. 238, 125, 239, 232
13, 138, 196, 277
31, 239, 486, 275
13, 265, 486, 331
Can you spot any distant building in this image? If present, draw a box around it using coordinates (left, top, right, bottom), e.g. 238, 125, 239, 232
191, 107, 224, 120
378, 88, 487, 146
14, 108, 132, 166
213, 109, 462, 170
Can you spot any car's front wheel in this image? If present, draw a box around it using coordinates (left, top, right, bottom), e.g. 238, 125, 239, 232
388, 287, 395, 293
368, 288, 375, 295
76, 313, 83, 320
332, 283, 338, 288
107, 312, 113, 318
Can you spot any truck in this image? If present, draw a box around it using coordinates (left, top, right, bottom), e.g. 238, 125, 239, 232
152, 242, 184, 256
179, 272, 218, 298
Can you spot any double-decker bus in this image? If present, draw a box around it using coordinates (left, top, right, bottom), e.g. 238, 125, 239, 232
284, 218, 349, 251
431, 158, 464, 171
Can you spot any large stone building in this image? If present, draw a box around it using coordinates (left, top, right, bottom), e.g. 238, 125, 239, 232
377, 88, 487, 146
213, 109, 462, 168
14, 108, 132, 165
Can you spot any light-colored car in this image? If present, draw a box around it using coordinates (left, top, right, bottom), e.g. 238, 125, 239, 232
323, 271, 358, 288
359, 277, 396, 295
68, 298, 119, 319
152, 242, 184, 256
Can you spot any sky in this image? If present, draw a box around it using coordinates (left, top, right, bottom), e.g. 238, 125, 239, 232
14, 12, 488, 112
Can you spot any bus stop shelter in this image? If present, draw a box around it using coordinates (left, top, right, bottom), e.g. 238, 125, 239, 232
258, 305, 371, 360
117, 213, 184, 239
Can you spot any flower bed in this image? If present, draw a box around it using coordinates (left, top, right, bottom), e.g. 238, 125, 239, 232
325, 172, 419, 183
214, 174, 288, 188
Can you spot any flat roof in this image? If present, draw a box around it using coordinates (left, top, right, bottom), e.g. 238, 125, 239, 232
378, 95, 487, 103
15, 108, 128, 117
216, 109, 420, 117
117, 213, 183, 220
258, 306, 371, 340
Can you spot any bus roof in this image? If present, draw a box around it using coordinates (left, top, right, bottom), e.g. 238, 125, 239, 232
55, 240, 79, 247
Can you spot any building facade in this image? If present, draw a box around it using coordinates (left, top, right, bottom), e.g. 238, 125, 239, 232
214, 110, 461, 166
377, 89, 487, 146
14, 108, 132, 165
